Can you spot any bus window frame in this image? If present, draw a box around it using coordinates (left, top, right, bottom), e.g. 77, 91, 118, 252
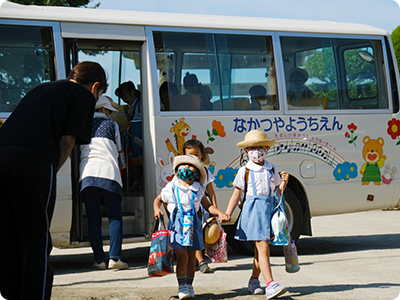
385, 36, 400, 114
277, 32, 392, 115
0, 19, 65, 119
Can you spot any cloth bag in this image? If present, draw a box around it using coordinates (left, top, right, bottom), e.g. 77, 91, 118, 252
270, 191, 289, 246
147, 216, 174, 277
205, 218, 228, 263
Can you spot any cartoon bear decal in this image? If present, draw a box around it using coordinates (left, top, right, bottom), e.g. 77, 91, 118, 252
360, 136, 386, 185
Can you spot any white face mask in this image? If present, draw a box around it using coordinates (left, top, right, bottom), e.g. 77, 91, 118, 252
247, 148, 267, 163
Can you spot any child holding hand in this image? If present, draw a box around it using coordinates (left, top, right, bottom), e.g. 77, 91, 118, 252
154, 154, 229, 299
182, 139, 216, 273
225, 130, 289, 299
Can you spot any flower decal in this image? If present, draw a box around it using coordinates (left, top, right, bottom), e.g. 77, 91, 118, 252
333, 162, 358, 181
387, 118, 400, 145
344, 123, 358, 147
207, 120, 226, 144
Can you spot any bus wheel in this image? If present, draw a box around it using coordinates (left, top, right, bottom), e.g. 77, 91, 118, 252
224, 221, 255, 256
224, 224, 248, 255
283, 186, 303, 242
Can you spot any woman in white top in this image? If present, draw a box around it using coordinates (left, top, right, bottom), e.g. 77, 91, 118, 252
79, 95, 127, 270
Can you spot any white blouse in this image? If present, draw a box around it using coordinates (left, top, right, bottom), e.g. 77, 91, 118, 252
161, 180, 206, 213
233, 160, 282, 197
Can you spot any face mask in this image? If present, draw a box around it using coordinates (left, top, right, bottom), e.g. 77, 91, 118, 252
177, 167, 198, 181
247, 148, 267, 163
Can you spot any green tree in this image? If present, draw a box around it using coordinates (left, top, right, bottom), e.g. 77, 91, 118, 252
303, 46, 377, 100
303, 48, 338, 100
8, 0, 99, 8
391, 25, 400, 72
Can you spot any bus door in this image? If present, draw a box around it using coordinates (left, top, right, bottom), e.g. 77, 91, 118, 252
62, 23, 148, 244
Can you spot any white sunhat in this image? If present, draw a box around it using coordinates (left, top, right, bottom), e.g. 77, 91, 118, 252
95, 95, 118, 112
173, 154, 207, 186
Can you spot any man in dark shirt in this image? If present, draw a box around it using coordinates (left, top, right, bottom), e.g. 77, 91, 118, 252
0, 61, 108, 300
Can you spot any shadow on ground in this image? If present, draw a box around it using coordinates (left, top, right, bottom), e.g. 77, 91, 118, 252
50, 233, 400, 276
296, 233, 400, 256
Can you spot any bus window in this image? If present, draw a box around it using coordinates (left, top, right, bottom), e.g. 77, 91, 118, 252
0, 25, 55, 112
281, 36, 338, 110
339, 39, 388, 109
75, 40, 143, 189
74, 40, 141, 104
281, 36, 388, 110
153, 31, 277, 111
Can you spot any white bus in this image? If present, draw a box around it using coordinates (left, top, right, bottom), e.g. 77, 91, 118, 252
1, 0, 399, 255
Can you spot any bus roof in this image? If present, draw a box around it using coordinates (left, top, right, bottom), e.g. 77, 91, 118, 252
0, 0, 388, 36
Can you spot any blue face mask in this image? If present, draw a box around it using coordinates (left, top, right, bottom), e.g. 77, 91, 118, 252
177, 167, 198, 181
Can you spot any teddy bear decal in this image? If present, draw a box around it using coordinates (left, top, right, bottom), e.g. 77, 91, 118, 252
360, 136, 386, 186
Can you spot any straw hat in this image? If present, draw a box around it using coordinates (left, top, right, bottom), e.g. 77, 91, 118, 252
173, 154, 207, 186
203, 217, 221, 246
236, 130, 276, 149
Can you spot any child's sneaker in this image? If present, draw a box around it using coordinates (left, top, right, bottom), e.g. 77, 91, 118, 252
198, 261, 212, 273
248, 278, 263, 295
265, 281, 287, 299
178, 284, 190, 300
187, 284, 195, 298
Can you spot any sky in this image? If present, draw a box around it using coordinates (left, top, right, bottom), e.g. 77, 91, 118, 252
95, 0, 400, 34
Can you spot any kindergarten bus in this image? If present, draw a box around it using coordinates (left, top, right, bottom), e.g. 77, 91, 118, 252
0, 0, 399, 255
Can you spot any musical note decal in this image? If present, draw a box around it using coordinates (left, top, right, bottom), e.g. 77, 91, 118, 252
269, 137, 343, 168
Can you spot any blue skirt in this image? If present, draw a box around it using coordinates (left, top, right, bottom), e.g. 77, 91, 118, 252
235, 194, 274, 241
168, 207, 204, 251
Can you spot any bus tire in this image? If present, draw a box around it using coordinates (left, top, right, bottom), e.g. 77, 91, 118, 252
225, 187, 304, 256
225, 220, 255, 256
224, 224, 248, 254
282, 186, 303, 242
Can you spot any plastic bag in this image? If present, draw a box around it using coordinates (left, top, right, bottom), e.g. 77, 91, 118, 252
270, 192, 289, 246
147, 216, 174, 277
